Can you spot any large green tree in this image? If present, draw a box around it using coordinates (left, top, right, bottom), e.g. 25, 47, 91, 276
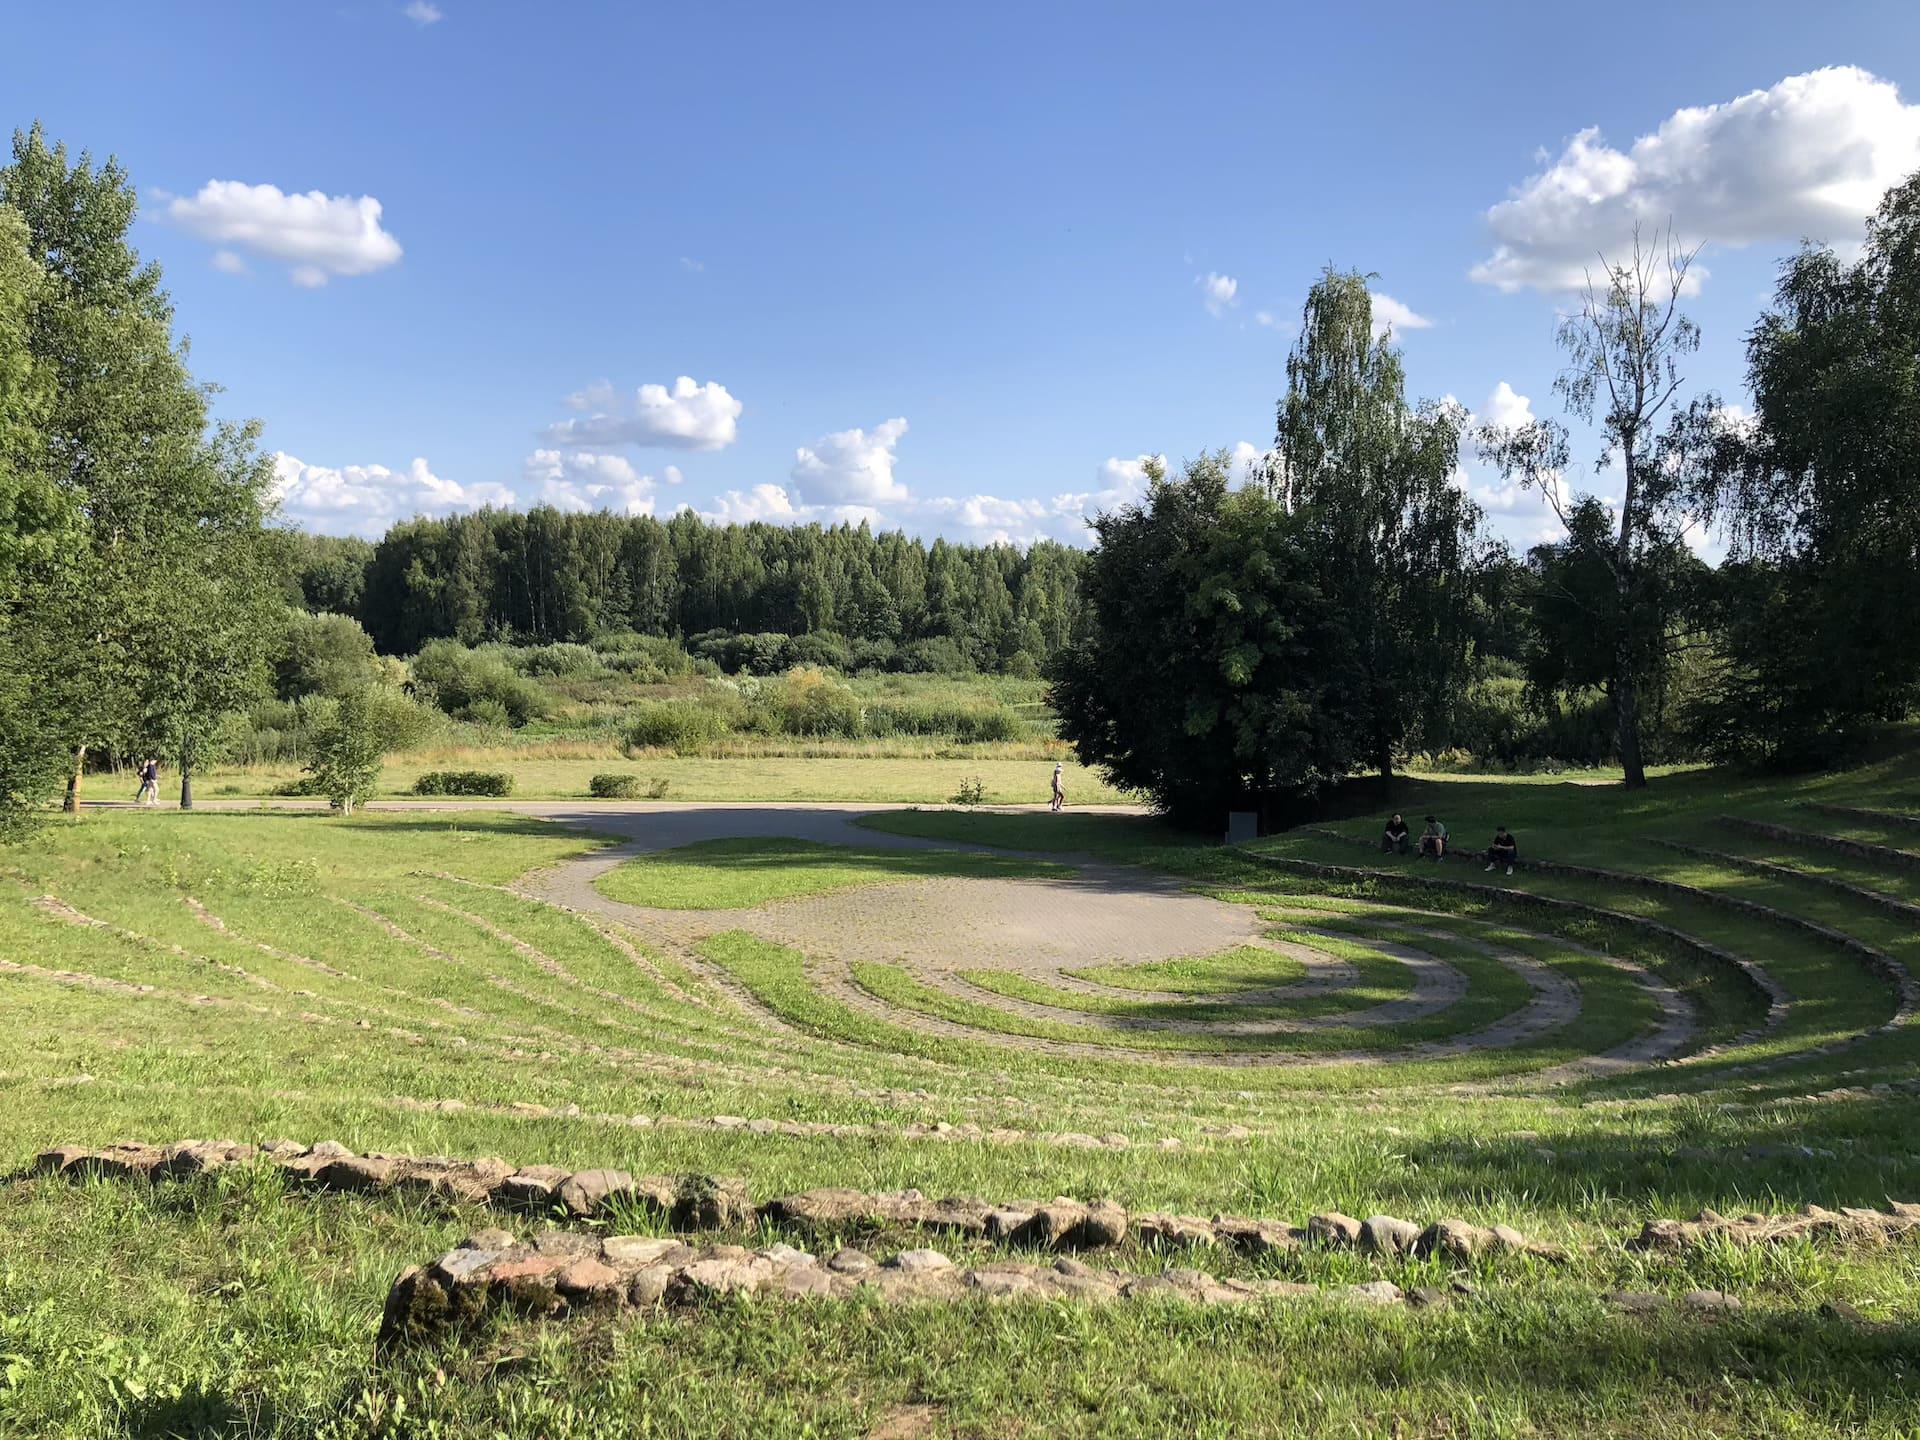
1051, 453, 1362, 825
1692, 172, 1920, 765
1272, 270, 1480, 780
0, 123, 277, 814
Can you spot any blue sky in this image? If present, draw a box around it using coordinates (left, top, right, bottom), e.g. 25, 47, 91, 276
6, 0, 1919, 551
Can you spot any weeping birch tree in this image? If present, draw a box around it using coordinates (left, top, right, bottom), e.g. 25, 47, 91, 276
1270, 270, 1479, 781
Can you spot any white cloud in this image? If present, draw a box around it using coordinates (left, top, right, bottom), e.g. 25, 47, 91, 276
543, 376, 743, 451
911, 453, 1169, 546
679, 256, 704, 272
1197, 271, 1239, 316
166, 181, 403, 286
211, 249, 248, 276
1473, 66, 1920, 292
1481, 380, 1535, 431
1253, 309, 1285, 330
522, 449, 660, 516
270, 453, 511, 537
404, 0, 443, 23
790, 417, 909, 506
1371, 291, 1432, 337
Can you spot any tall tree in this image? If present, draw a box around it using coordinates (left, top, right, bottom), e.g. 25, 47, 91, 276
1479, 230, 1705, 789
1270, 270, 1479, 781
1690, 172, 1920, 765
1, 123, 277, 812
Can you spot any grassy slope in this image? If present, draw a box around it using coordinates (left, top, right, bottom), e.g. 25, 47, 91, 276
591, 836, 1064, 909
0, 764, 1916, 1438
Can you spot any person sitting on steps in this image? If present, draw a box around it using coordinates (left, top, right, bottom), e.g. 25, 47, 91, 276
1486, 826, 1518, 875
1381, 813, 1411, 854
1419, 815, 1448, 860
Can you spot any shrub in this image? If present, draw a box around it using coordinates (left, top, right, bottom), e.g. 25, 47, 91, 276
594, 633, 696, 682
458, 696, 513, 729
275, 610, 379, 700
412, 770, 515, 797
753, 666, 864, 738
588, 773, 669, 799
951, 776, 987, 805
411, 639, 551, 727
304, 687, 389, 815
514, 642, 603, 677
848, 637, 898, 673
863, 695, 1025, 744
626, 699, 730, 754
898, 636, 971, 674
782, 631, 851, 672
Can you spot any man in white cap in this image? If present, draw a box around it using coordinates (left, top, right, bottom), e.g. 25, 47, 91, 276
1049, 762, 1065, 813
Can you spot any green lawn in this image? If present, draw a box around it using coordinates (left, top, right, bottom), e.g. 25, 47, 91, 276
1, 753, 1917, 1438
591, 836, 1065, 909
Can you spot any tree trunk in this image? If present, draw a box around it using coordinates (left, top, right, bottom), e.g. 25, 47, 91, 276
178, 745, 193, 810
62, 746, 85, 813
1614, 655, 1648, 790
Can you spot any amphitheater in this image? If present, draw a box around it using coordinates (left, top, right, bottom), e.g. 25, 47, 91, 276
6, 785, 1920, 1434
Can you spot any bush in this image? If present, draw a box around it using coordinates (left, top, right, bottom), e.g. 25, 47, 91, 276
863, 695, 1025, 744
753, 666, 864, 738
689, 630, 794, 676
898, 636, 970, 674
589, 772, 670, 799
593, 633, 696, 683
411, 639, 551, 727
625, 699, 730, 754
514, 642, 603, 678
412, 770, 515, 797
275, 610, 379, 700
848, 637, 898, 673
951, 776, 987, 805
782, 632, 851, 671
304, 687, 389, 816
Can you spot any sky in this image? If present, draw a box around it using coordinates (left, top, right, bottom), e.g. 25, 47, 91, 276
5, 0, 1920, 554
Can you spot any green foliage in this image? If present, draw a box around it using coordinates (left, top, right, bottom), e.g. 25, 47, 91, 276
950, 775, 987, 805
750, 666, 865, 738
274, 609, 378, 700
1052, 453, 1363, 824
513, 642, 602, 678
411, 769, 514, 797
303, 687, 388, 814
625, 698, 731, 754
863, 694, 1025, 743
1274, 270, 1481, 776
409, 639, 550, 726
1690, 171, 1920, 767
588, 772, 643, 798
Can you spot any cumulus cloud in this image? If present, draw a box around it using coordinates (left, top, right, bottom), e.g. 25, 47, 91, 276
695, 485, 883, 529
522, 449, 662, 516
211, 249, 248, 276
1480, 380, 1535, 431
403, 0, 443, 23
543, 376, 743, 451
270, 453, 511, 537
1197, 271, 1239, 316
1371, 291, 1432, 337
909, 453, 1176, 546
166, 181, 403, 286
790, 417, 909, 506
1472, 66, 1920, 292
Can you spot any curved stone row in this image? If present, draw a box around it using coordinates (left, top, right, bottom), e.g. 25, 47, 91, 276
1631, 1201, 1919, 1253
27, 1140, 1560, 1265
1718, 816, 1920, 873
378, 1231, 1417, 1350
1238, 850, 1788, 1050
1648, 840, 1920, 926
1799, 802, 1920, 836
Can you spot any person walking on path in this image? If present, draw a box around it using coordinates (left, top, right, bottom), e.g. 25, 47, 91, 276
1049, 762, 1065, 813
135, 758, 159, 808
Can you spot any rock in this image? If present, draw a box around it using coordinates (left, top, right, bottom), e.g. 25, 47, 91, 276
530, 1230, 599, 1259
489, 1254, 569, 1312
967, 1267, 1037, 1299
555, 1256, 623, 1301
764, 1187, 873, 1229
1212, 1218, 1301, 1256
1306, 1212, 1362, 1249
984, 1207, 1036, 1240
461, 1227, 516, 1252
1819, 1299, 1866, 1323
1024, 1201, 1088, 1248
888, 1248, 954, 1273
676, 1256, 767, 1298
1415, 1218, 1494, 1263
760, 1243, 815, 1267
775, 1266, 835, 1299
557, 1168, 633, 1217
1360, 1215, 1422, 1256
827, 1247, 875, 1274
1407, 1285, 1452, 1309
1343, 1281, 1404, 1306
316, 1155, 395, 1193
32, 1145, 93, 1175
626, 1266, 672, 1306
497, 1165, 570, 1207
1074, 1200, 1128, 1249
1679, 1288, 1741, 1313
1137, 1213, 1217, 1249
675, 1175, 753, 1229
603, 1236, 685, 1268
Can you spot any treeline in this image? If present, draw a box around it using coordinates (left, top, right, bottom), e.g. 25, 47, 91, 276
284, 512, 1087, 676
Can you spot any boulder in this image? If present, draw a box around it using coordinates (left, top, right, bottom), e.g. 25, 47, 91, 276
1359, 1215, 1422, 1256
315, 1155, 395, 1193
496, 1165, 570, 1207
1306, 1212, 1362, 1249
1415, 1218, 1493, 1263
888, 1248, 954, 1274
557, 1168, 634, 1217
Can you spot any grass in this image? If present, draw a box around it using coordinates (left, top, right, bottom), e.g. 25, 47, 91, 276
591, 836, 1066, 909
193, 755, 1133, 805
1, 742, 1918, 1438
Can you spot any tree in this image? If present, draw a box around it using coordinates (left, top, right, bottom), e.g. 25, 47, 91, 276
305, 687, 387, 816
1, 123, 279, 814
1691, 172, 1920, 764
1272, 270, 1480, 780
1479, 229, 1706, 788
1051, 453, 1362, 826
